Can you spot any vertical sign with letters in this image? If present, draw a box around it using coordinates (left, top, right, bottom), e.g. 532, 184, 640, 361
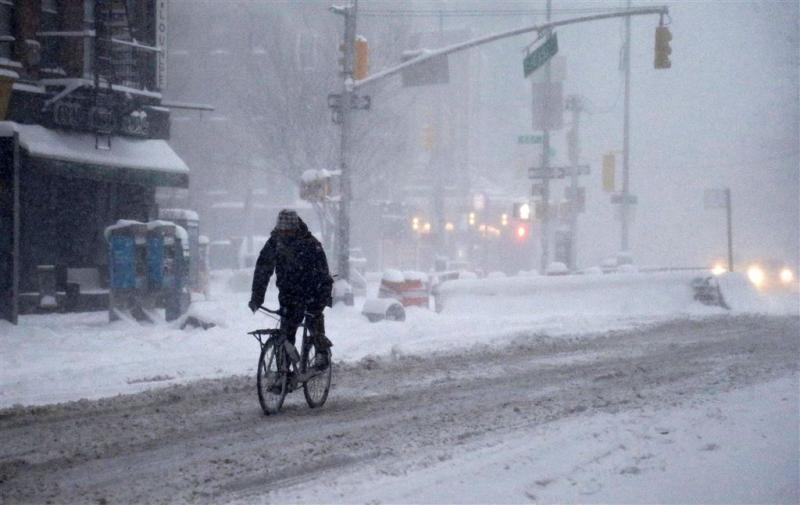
156, 0, 168, 90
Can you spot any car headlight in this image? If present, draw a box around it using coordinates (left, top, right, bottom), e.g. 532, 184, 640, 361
747, 265, 766, 288
780, 268, 794, 284
711, 263, 727, 276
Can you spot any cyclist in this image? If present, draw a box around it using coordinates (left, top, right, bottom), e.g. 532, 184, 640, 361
248, 209, 333, 369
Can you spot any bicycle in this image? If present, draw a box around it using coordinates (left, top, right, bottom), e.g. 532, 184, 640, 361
248, 306, 333, 415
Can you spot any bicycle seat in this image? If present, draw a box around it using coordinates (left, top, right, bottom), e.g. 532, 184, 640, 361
248, 329, 281, 337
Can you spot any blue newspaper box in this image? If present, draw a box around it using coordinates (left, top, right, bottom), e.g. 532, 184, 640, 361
145, 221, 190, 321
146, 221, 177, 292
165, 225, 191, 322
105, 220, 148, 321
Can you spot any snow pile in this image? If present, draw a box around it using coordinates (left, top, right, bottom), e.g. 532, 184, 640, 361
716, 272, 798, 314
437, 271, 709, 318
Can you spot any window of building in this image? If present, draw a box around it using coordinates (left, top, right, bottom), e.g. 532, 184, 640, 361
39, 0, 60, 71
0, 0, 14, 61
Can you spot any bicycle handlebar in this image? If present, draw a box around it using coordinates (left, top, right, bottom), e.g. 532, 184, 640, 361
259, 305, 315, 319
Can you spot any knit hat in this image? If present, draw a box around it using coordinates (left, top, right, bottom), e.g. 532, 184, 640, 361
275, 209, 300, 231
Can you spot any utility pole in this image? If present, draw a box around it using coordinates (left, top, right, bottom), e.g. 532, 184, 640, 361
539, 0, 553, 273
333, 0, 357, 289
621, 0, 632, 253
725, 188, 734, 272
433, 10, 446, 262
566, 94, 583, 271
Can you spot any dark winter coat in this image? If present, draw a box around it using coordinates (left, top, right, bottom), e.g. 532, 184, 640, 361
250, 218, 333, 310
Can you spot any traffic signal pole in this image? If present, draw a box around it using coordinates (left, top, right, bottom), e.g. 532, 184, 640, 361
566, 95, 584, 271
725, 188, 734, 272
433, 11, 446, 260
333, 0, 357, 290
539, 0, 553, 274
621, 0, 632, 254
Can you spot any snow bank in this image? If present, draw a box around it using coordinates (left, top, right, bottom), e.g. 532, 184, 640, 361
437, 271, 709, 318
717, 272, 799, 314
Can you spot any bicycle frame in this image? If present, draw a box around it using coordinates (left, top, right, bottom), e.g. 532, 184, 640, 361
251, 306, 323, 387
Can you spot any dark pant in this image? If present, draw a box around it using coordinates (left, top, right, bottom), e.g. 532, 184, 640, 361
279, 302, 326, 347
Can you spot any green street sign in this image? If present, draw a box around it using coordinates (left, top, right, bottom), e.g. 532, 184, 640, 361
523, 33, 558, 78
518, 134, 543, 144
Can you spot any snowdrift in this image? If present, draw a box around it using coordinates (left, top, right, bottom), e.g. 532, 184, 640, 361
717, 272, 799, 314
436, 271, 791, 318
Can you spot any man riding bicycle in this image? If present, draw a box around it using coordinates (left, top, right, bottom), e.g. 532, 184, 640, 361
248, 209, 333, 369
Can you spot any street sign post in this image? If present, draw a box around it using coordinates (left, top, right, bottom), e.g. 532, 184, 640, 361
528, 164, 590, 179
704, 187, 734, 272
523, 33, 558, 78
565, 186, 586, 213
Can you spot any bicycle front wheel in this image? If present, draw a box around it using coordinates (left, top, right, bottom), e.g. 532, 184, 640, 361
301, 342, 332, 408
257, 342, 287, 415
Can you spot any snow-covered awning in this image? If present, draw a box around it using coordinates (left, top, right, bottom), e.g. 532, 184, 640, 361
0, 122, 189, 187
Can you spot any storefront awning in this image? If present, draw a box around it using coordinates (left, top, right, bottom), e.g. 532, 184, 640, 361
0, 122, 189, 187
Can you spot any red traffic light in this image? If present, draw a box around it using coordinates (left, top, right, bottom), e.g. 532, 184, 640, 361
515, 224, 529, 241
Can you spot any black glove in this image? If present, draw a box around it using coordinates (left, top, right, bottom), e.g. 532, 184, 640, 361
248, 300, 260, 313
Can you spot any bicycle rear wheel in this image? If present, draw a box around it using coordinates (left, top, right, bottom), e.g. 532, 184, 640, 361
257, 342, 287, 415
301, 341, 332, 408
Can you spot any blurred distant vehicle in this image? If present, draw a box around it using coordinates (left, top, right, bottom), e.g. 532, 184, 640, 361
716, 259, 797, 291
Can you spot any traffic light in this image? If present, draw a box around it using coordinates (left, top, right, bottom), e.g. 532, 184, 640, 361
354, 36, 369, 80
515, 222, 530, 242
602, 153, 615, 192
654, 25, 672, 69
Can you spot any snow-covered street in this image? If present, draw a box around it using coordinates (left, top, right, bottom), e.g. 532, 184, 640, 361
1, 313, 797, 504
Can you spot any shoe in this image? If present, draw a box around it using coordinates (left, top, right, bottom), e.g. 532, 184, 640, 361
313, 351, 330, 370
267, 372, 291, 394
